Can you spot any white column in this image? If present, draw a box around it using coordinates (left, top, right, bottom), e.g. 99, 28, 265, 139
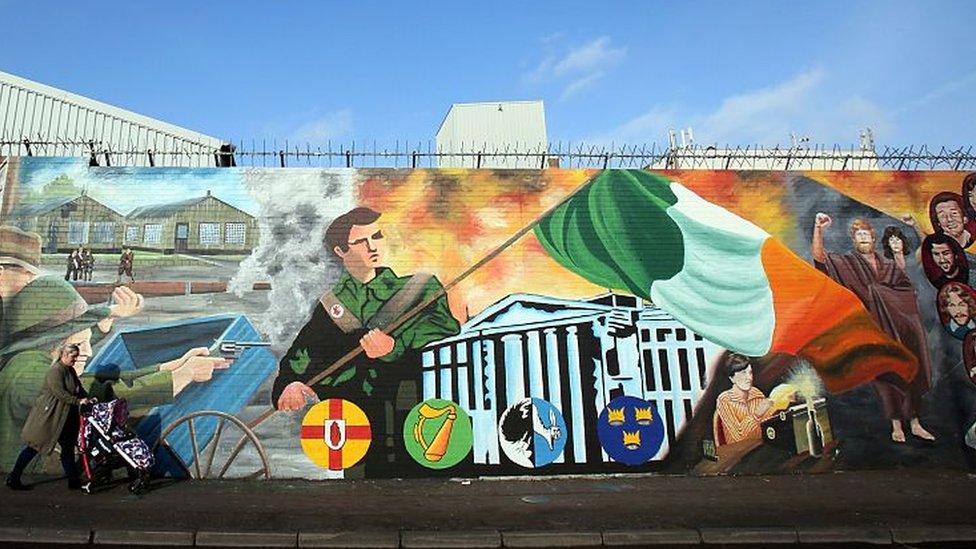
471, 340, 485, 410
543, 328, 562, 410
502, 333, 526, 404
526, 330, 544, 400
479, 338, 500, 464
456, 342, 470, 410
439, 346, 453, 402
422, 350, 436, 400
543, 328, 564, 464
565, 326, 586, 463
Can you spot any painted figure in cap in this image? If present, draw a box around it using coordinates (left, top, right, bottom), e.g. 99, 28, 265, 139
0, 226, 43, 349
0, 277, 230, 471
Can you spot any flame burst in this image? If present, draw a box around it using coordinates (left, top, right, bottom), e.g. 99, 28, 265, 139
782, 360, 827, 402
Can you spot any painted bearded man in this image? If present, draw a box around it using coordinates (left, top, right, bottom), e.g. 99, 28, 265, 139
812, 214, 934, 443
921, 233, 969, 289
272, 207, 460, 476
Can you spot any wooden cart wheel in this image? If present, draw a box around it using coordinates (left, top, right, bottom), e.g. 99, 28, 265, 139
153, 411, 271, 480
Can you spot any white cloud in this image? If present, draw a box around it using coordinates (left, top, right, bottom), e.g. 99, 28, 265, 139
588, 68, 894, 146
588, 107, 677, 145
698, 69, 826, 144
524, 36, 627, 101
524, 56, 555, 85
289, 109, 353, 143
560, 71, 606, 100
552, 37, 626, 77
891, 69, 976, 118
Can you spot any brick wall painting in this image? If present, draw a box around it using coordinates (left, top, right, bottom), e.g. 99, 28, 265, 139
0, 157, 972, 481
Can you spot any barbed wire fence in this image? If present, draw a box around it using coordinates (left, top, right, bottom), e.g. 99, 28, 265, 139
1, 138, 974, 171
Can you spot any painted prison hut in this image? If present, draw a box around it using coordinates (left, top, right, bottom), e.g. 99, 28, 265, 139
84, 314, 276, 477
421, 293, 724, 469
7, 192, 123, 252
124, 190, 257, 254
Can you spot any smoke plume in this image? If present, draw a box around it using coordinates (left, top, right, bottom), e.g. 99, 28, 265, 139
228, 168, 356, 350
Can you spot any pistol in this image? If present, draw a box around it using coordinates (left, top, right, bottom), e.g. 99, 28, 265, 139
209, 339, 271, 359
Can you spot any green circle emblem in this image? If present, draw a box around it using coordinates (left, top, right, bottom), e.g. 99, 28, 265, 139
403, 399, 473, 469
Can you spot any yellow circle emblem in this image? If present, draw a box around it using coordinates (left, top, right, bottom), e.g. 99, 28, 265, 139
300, 399, 371, 471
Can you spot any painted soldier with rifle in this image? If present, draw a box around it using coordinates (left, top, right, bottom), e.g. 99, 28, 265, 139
272, 207, 460, 477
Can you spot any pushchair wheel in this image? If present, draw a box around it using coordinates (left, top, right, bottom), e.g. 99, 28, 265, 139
81, 482, 92, 495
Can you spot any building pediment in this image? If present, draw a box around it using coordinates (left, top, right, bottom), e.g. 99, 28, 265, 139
462, 293, 615, 333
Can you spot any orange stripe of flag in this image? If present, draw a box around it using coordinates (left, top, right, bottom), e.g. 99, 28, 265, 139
760, 238, 918, 393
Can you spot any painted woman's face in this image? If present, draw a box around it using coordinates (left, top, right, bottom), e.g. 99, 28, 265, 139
968, 187, 976, 212
947, 292, 971, 326
888, 236, 904, 254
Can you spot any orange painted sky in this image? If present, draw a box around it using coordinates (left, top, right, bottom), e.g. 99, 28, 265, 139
805, 170, 969, 233
354, 169, 972, 320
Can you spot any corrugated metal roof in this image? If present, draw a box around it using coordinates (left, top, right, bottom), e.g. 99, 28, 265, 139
126, 196, 208, 219
126, 193, 254, 219
0, 70, 225, 166
9, 195, 80, 216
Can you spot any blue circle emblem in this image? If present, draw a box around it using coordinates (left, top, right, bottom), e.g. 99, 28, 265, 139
597, 396, 665, 466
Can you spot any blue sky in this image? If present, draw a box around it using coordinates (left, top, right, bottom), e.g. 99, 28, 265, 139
2, 1, 974, 148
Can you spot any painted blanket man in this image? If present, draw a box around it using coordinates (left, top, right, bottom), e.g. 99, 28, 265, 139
812, 213, 934, 443
273, 207, 460, 476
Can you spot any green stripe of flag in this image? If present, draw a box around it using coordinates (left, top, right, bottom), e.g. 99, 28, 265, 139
534, 170, 684, 300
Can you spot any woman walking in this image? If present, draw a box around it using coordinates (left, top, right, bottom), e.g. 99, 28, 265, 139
5, 344, 90, 491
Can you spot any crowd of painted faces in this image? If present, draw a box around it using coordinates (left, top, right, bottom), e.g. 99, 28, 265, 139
915, 174, 976, 382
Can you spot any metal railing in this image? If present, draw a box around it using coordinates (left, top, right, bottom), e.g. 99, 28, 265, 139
1, 138, 974, 171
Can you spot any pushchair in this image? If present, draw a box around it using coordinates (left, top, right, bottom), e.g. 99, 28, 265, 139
78, 399, 154, 494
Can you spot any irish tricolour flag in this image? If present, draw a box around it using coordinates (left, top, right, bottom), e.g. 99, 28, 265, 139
534, 170, 917, 392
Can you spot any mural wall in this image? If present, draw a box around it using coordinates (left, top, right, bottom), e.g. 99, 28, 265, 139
0, 157, 972, 481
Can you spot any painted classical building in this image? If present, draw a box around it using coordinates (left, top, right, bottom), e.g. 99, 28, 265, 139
124, 190, 257, 254
420, 293, 725, 469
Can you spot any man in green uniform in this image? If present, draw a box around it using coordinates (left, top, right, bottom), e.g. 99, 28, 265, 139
272, 207, 460, 477
0, 277, 230, 471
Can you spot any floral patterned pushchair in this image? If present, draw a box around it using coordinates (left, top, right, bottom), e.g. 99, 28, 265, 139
78, 399, 154, 494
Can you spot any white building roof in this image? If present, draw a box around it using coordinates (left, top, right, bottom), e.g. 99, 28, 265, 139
436, 100, 547, 169
0, 70, 225, 166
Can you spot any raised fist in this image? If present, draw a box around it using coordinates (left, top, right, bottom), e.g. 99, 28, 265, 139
814, 212, 832, 229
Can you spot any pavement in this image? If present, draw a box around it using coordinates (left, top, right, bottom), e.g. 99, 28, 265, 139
2, 469, 976, 547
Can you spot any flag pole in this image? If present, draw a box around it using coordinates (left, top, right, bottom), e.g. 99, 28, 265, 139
247, 172, 599, 429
